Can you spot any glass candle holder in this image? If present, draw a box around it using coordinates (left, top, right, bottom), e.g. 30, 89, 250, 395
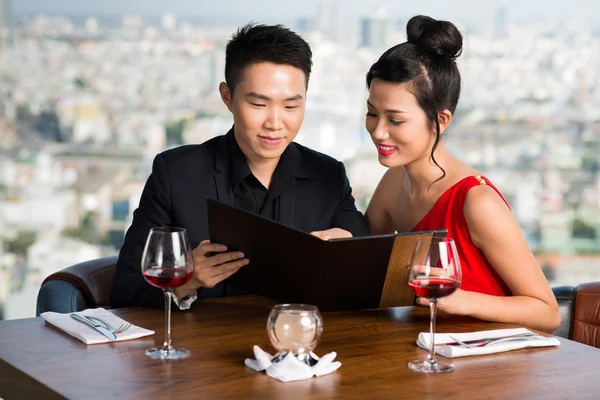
266, 304, 323, 366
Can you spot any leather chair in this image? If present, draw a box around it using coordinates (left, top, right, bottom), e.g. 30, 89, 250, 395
36, 255, 118, 316
551, 285, 577, 339
571, 282, 600, 348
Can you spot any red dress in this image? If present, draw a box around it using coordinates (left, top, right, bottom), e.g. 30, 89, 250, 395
412, 175, 511, 296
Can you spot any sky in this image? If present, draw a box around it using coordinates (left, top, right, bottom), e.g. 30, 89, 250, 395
9, 0, 598, 26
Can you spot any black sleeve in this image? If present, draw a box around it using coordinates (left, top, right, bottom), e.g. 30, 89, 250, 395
109, 154, 173, 309
331, 162, 371, 237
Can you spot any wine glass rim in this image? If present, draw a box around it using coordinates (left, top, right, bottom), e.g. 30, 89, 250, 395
272, 304, 319, 313
150, 227, 187, 234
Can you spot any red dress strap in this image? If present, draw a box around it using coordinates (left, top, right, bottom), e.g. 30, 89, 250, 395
412, 175, 512, 296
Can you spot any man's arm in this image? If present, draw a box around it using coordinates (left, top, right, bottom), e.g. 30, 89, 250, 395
331, 162, 371, 237
110, 154, 173, 309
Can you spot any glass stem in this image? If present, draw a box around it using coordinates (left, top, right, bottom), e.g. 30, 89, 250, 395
163, 290, 173, 353
427, 299, 438, 366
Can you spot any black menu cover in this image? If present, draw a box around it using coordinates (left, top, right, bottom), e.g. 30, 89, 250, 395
207, 198, 447, 311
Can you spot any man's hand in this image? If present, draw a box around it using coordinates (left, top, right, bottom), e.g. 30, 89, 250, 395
310, 228, 353, 241
174, 240, 248, 299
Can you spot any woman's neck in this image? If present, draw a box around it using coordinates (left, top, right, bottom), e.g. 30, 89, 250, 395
403, 141, 455, 195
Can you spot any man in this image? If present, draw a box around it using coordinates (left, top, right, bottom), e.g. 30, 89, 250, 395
110, 23, 369, 310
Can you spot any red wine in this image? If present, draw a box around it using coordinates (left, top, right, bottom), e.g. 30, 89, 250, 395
409, 278, 459, 299
143, 268, 193, 289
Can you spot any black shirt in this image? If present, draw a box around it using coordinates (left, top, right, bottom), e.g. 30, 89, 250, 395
228, 132, 295, 221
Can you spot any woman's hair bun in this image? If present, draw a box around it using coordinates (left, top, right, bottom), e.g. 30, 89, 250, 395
406, 15, 463, 59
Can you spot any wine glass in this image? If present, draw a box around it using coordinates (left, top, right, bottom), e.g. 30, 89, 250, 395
141, 227, 194, 360
267, 304, 323, 366
408, 237, 462, 373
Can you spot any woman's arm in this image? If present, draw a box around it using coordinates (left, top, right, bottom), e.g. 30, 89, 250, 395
419, 185, 561, 333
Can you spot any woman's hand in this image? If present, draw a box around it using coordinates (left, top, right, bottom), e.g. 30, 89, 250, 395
415, 288, 470, 315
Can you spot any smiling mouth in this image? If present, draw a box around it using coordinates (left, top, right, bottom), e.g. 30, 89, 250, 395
258, 136, 285, 146
259, 136, 283, 140
377, 143, 397, 156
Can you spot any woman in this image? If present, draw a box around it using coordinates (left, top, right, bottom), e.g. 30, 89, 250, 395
364, 15, 560, 333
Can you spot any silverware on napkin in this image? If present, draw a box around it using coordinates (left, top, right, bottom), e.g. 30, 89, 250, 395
71, 313, 117, 341
445, 332, 542, 348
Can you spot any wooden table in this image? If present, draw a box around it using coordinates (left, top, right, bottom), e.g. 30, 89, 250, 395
1, 296, 599, 399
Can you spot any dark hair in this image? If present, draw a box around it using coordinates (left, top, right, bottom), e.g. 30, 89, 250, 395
366, 15, 463, 183
225, 23, 313, 94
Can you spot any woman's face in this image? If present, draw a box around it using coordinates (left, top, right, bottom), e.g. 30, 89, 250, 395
365, 79, 436, 168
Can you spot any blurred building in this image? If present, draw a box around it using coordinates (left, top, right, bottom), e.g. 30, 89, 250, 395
3, 235, 102, 320
0, 0, 7, 27
360, 7, 388, 49
315, 0, 342, 41
494, 6, 508, 39
161, 12, 177, 31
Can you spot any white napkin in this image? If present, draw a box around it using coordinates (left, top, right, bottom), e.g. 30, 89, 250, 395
41, 308, 155, 345
417, 328, 561, 358
245, 345, 342, 382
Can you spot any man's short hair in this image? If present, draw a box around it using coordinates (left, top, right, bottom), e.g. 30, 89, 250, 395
224, 23, 313, 94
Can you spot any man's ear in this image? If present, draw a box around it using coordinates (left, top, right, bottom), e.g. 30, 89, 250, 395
438, 109, 453, 134
219, 82, 233, 113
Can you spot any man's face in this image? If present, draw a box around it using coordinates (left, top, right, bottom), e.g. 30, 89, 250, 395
220, 62, 307, 163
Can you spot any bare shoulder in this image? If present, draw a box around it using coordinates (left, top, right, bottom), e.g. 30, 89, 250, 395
463, 183, 514, 246
464, 182, 507, 212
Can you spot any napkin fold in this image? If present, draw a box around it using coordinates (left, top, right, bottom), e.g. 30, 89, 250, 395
41, 308, 155, 345
417, 328, 561, 358
245, 345, 341, 382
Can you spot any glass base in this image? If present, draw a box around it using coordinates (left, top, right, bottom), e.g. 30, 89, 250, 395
408, 359, 454, 373
145, 347, 191, 360
271, 352, 319, 366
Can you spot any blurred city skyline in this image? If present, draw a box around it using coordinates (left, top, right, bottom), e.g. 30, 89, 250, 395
9, 0, 600, 28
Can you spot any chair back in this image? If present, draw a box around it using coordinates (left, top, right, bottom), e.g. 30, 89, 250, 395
571, 282, 600, 348
552, 285, 577, 339
41, 255, 118, 308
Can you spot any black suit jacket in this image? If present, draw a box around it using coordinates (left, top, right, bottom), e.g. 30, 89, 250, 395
110, 130, 370, 309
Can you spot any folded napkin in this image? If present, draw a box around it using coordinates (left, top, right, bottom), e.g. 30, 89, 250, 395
41, 308, 155, 345
245, 345, 342, 382
417, 328, 561, 358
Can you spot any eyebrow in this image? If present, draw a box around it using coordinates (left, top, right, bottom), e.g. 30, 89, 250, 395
245, 92, 304, 101
366, 100, 408, 114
